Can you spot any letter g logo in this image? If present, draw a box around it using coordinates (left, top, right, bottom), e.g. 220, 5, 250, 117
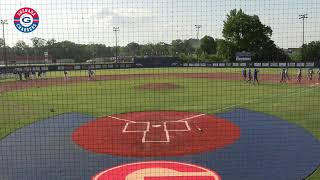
22, 17, 31, 23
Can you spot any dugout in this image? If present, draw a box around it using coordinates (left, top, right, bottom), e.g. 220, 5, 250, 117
133, 56, 181, 68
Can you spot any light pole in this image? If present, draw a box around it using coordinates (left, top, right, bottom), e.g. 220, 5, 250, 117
113, 27, 119, 63
299, 14, 308, 61
1, 19, 8, 67
299, 14, 308, 46
195, 25, 202, 63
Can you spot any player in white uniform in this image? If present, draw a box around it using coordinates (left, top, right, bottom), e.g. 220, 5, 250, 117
308, 68, 314, 81
297, 68, 302, 83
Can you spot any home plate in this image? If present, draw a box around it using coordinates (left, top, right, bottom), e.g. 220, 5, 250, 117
152, 125, 162, 128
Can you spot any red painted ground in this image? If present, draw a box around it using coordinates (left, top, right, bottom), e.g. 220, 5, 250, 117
72, 111, 240, 157
92, 161, 221, 180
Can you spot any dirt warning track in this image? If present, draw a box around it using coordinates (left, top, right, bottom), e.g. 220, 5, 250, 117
0, 72, 318, 93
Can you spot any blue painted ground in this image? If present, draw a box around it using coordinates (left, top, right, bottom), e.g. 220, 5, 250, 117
0, 109, 319, 180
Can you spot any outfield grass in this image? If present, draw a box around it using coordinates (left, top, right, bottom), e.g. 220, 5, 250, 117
0, 69, 319, 179
1, 67, 315, 83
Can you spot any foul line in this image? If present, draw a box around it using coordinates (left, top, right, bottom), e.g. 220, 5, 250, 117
177, 114, 206, 122
107, 116, 136, 123
213, 85, 319, 113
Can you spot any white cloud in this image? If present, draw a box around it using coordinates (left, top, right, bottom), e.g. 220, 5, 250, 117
94, 7, 156, 20
112, 8, 156, 18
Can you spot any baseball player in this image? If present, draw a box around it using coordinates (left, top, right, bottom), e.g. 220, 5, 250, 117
253, 68, 259, 85
285, 68, 290, 81
64, 70, 68, 80
308, 68, 314, 80
38, 70, 42, 78
247, 69, 252, 83
88, 68, 95, 80
18, 70, 23, 81
280, 68, 286, 83
297, 68, 302, 83
318, 68, 320, 81
242, 67, 247, 81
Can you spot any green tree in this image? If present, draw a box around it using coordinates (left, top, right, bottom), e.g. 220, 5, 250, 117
200, 36, 216, 55
171, 39, 185, 56
216, 39, 236, 60
31, 37, 46, 48
223, 9, 272, 52
140, 43, 155, 56
13, 40, 30, 56
31, 37, 47, 56
302, 41, 320, 62
222, 9, 289, 62
183, 39, 198, 55
154, 42, 170, 56
0, 38, 4, 47
127, 42, 140, 56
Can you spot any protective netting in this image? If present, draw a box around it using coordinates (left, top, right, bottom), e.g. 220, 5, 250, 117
0, 1, 319, 180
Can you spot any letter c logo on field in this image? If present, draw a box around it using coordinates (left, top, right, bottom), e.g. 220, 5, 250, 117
92, 161, 221, 180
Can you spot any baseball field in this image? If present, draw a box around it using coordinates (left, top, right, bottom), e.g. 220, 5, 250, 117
0, 67, 319, 179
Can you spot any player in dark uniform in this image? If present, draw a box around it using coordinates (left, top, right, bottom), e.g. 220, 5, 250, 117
38, 70, 42, 78
297, 68, 302, 83
242, 68, 247, 81
18, 70, 23, 81
318, 68, 320, 81
280, 68, 286, 83
24, 69, 30, 80
285, 68, 290, 81
88, 67, 95, 80
64, 70, 68, 80
253, 68, 259, 85
247, 69, 252, 83
31, 69, 36, 80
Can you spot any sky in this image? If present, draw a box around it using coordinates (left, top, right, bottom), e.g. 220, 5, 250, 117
0, 0, 320, 48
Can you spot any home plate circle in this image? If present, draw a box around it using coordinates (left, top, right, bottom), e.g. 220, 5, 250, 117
72, 111, 240, 157
92, 161, 221, 180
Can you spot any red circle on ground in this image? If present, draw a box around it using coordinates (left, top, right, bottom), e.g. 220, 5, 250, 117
92, 161, 221, 180
72, 111, 240, 157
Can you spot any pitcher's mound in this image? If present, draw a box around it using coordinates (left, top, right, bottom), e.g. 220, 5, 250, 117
137, 83, 179, 90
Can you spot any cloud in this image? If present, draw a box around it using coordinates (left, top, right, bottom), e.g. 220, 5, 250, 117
95, 7, 156, 20
113, 8, 156, 18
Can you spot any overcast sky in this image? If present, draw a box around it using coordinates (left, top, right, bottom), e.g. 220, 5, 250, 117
0, 0, 319, 48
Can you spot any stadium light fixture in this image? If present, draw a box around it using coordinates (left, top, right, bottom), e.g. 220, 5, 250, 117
1, 19, 8, 67
299, 14, 308, 46
113, 27, 120, 63
195, 25, 202, 40
195, 25, 202, 63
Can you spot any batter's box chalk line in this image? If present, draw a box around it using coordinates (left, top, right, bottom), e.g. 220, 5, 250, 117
108, 114, 205, 143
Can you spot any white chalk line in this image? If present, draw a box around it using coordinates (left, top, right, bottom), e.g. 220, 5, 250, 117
212, 85, 319, 113
108, 114, 205, 143
177, 114, 206, 122
107, 115, 135, 123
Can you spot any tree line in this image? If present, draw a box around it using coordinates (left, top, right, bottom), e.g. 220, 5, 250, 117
1, 9, 319, 63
